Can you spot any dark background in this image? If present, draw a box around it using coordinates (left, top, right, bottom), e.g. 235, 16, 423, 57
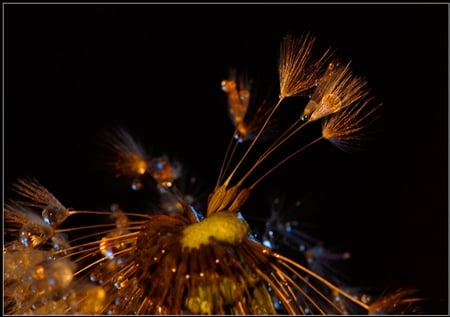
4, 3, 448, 314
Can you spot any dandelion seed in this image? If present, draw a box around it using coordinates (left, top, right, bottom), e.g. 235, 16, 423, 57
322, 97, 382, 151
4, 202, 54, 249
301, 61, 369, 122
103, 128, 150, 179
368, 289, 423, 315
279, 32, 332, 98
222, 69, 278, 144
103, 128, 182, 191
222, 69, 252, 132
10, 177, 70, 227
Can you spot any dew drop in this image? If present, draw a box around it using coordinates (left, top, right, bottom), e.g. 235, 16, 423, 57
149, 157, 179, 187
100, 236, 124, 260
113, 274, 127, 290
51, 233, 70, 252
19, 223, 53, 248
46, 259, 74, 289
284, 221, 293, 233
131, 178, 143, 191
274, 299, 283, 310
42, 206, 69, 227
361, 294, 371, 304
239, 89, 250, 103
301, 114, 309, 122
30, 265, 45, 280
113, 281, 121, 290
221, 80, 236, 93
79, 286, 106, 314
110, 203, 120, 212
89, 271, 103, 283
115, 215, 129, 228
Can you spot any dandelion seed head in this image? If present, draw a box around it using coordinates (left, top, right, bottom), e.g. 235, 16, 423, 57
4, 32, 422, 316
181, 212, 249, 249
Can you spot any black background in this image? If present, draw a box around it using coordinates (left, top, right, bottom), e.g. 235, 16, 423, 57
4, 3, 448, 314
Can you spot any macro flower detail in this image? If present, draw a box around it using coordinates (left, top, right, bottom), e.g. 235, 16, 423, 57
4, 33, 421, 315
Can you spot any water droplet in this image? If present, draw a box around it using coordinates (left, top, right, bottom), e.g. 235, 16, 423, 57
131, 178, 143, 191
42, 206, 69, 227
100, 236, 126, 260
113, 274, 127, 290
361, 294, 371, 304
46, 260, 74, 289
263, 240, 273, 249
19, 223, 53, 248
79, 286, 106, 314
239, 89, 250, 103
274, 299, 283, 310
342, 252, 351, 260
284, 221, 293, 233
110, 203, 120, 212
89, 271, 104, 283
52, 233, 70, 251
149, 157, 179, 187
30, 265, 45, 280
221, 79, 236, 93
115, 215, 129, 228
